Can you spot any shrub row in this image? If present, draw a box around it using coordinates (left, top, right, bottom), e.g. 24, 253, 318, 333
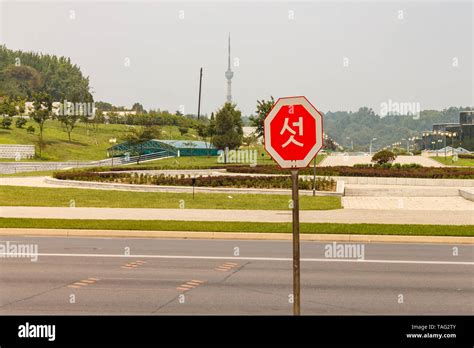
353, 163, 422, 169
53, 171, 336, 191
224, 165, 474, 179
459, 154, 474, 159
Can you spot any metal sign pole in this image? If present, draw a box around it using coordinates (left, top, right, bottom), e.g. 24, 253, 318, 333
291, 169, 301, 315
312, 156, 317, 197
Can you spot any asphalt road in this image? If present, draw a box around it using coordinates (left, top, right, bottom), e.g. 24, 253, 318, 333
0, 236, 472, 315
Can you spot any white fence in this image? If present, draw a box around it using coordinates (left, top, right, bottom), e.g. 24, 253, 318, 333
0, 145, 35, 159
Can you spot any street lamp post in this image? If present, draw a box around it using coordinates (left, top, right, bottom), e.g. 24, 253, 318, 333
442, 132, 448, 160
451, 132, 457, 159
369, 138, 377, 156
422, 132, 429, 150
401, 138, 409, 153
346, 137, 353, 151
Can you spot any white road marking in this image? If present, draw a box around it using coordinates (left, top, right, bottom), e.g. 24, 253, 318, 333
1, 253, 472, 266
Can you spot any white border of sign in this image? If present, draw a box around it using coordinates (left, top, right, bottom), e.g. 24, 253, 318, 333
264, 96, 324, 169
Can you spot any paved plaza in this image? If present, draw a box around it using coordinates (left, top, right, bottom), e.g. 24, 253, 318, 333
319, 155, 444, 167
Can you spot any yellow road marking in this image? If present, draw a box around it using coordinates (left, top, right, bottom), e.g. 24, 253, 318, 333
81, 280, 96, 284
187, 281, 202, 286
73, 282, 88, 286
180, 284, 195, 288
121, 260, 147, 269
88, 278, 100, 281
216, 262, 238, 271
67, 285, 81, 289
177, 279, 206, 292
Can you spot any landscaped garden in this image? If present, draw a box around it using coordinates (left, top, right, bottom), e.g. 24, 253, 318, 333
53, 170, 337, 191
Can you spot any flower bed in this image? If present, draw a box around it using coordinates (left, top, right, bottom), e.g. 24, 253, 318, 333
53, 170, 337, 191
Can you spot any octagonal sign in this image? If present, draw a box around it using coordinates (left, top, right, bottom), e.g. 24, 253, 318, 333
264, 96, 323, 169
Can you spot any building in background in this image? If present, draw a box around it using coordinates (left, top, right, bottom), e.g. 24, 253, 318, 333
422, 111, 474, 151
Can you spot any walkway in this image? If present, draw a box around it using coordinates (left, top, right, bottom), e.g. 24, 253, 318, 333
319, 155, 444, 167
0, 206, 472, 225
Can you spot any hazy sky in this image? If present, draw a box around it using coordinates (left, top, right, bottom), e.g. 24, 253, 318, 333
1, 0, 472, 115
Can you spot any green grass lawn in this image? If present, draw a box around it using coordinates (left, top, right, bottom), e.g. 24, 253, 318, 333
431, 156, 474, 166
124, 154, 326, 169
0, 186, 341, 210
0, 218, 471, 236
125, 155, 233, 169
0, 170, 58, 177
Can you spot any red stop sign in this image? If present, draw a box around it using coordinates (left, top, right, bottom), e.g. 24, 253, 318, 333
264, 96, 323, 169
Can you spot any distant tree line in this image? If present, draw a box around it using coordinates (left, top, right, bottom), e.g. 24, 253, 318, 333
322, 106, 472, 151
0, 45, 92, 101
249, 103, 473, 151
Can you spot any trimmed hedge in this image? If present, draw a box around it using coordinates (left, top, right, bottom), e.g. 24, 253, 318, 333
459, 154, 474, 159
224, 165, 474, 179
354, 163, 422, 169
53, 170, 337, 191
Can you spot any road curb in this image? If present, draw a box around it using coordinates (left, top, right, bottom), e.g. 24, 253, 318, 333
0, 228, 472, 244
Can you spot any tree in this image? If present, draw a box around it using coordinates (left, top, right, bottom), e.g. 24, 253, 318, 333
1, 116, 12, 129
16, 97, 26, 115
208, 112, 216, 143
249, 96, 275, 139
196, 124, 208, 140
212, 103, 243, 156
57, 100, 80, 142
132, 102, 145, 113
178, 126, 189, 136
15, 117, 27, 128
31, 92, 53, 158
0, 96, 17, 117
0, 65, 43, 98
0, 45, 92, 101
123, 125, 161, 164
95, 101, 113, 111
27, 125, 35, 134
58, 112, 79, 142
372, 150, 396, 165
0, 97, 19, 131
242, 134, 258, 149
195, 123, 212, 156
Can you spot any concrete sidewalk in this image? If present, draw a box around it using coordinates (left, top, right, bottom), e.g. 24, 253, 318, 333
1, 206, 472, 225
319, 155, 445, 167
342, 196, 474, 210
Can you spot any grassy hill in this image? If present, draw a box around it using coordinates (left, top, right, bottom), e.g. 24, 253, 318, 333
0, 120, 201, 161
0, 119, 327, 164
